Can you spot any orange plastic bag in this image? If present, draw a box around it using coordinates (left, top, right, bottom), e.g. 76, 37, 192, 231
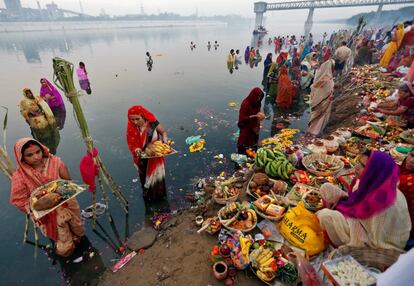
278, 202, 327, 256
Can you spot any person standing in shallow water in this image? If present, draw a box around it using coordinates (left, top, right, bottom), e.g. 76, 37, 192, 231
126, 106, 168, 202
76, 62, 92, 95
237, 88, 265, 154
39, 78, 66, 129
10, 138, 84, 257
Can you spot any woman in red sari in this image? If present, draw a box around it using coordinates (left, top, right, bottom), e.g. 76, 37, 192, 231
400, 150, 414, 238
276, 65, 295, 109
126, 106, 168, 202
237, 88, 265, 154
10, 138, 84, 257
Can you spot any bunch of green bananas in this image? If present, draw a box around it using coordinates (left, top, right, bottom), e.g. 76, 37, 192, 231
255, 148, 295, 180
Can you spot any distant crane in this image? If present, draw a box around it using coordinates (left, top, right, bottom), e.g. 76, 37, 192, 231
79, 0, 84, 15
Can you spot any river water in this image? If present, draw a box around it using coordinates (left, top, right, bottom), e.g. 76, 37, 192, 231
0, 21, 349, 285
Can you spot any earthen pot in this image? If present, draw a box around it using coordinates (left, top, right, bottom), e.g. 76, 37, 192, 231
213, 261, 228, 280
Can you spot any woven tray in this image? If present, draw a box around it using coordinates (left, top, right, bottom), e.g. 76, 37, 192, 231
327, 246, 405, 272
30, 180, 85, 220
246, 176, 288, 200
140, 148, 178, 159
218, 207, 257, 233
400, 130, 414, 144
302, 153, 344, 177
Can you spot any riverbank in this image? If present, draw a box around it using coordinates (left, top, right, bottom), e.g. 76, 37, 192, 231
99, 73, 363, 286
0, 20, 227, 33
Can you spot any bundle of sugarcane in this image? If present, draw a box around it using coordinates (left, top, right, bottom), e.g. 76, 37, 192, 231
0, 106, 15, 179
52, 57, 128, 223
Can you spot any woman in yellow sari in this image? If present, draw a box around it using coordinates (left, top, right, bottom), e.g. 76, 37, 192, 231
20, 88, 56, 130
380, 23, 405, 68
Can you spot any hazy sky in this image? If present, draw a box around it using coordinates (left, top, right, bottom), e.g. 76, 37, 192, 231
3, 0, 410, 20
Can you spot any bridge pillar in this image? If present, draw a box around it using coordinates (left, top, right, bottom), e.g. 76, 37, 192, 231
372, 4, 383, 24
304, 8, 314, 40
254, 2, 267, 30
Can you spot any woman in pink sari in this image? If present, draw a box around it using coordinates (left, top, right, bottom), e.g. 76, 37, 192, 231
307, 59, 335, 136
318, 150, 411, 250
39, 78, 66, 130
126, 106, 168, 202
10, 138, 84, 256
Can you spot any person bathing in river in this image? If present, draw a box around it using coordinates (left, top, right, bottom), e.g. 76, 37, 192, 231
276, 65, 295, 109
20, 88, 56, 131
40, 78, 65, 109
10, 138, 84, 257
237, 88, 265, 155
126, 106, 168, 202
244, 46, 250, 64
317, 150, 411, 250
76, 62, 92, 95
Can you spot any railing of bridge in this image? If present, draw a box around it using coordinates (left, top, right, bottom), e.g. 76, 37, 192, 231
266, 0, 414, 10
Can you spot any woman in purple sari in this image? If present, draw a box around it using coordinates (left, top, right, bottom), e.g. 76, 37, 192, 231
317, 150, 411, 250
39, 78, 66, 130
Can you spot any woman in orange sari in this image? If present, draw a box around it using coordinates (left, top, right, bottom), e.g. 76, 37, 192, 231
10, 138, 84, 257
276, 65, 295, 109
126, 106, 168, 202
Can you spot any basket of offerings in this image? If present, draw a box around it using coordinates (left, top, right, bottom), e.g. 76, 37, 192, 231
400, 129, 414, 144
218, 202, 257, 233
212, 176, 241, 205
353, 124, 385, 140
327, 246, 405, 273
302, 153, 344, 177
252, 194, 288, 222
389, 143, 412, 165
30, 180, 85, 220
247, 172, 288, 199
141, 141, 177, 158
301, 190, 323, 212
249, 244, 298, 285
286, 183, 319, 206
341, 138, 363, 158
200, 217, 221, 235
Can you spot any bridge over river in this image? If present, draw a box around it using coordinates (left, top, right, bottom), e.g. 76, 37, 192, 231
254, 0, 414, 33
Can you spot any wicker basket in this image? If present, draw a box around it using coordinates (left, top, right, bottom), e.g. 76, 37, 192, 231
327, 246, 405, 272
400, 130, 414, 144
302, 153, 344, 177
218, 207, 257, 233
213, 190, 240, 205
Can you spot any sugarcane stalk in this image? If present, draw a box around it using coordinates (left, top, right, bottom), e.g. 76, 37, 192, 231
98, 174, 112, 223
52, 57, 128, 213
92, 188, 97, 229
23, 214, 30, 243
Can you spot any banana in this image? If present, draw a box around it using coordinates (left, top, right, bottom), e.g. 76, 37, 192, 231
269, 161, 278, 177
255, 248, 271, 263
265, 149, 275, 160
281, 160, 289, 180
48, 181, 58, 192
250, 248, 262, 261
256, 270, 275, 282
259, 266, 276, 273
276, 160, 284, 178
265, 162, 272, 176
273, 149, 286, 159
257, 251, 273, 265
261, 257, 276, 268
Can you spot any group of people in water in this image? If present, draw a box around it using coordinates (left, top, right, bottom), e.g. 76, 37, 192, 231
7, 19, 414, 265
236, 21, 414, 255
